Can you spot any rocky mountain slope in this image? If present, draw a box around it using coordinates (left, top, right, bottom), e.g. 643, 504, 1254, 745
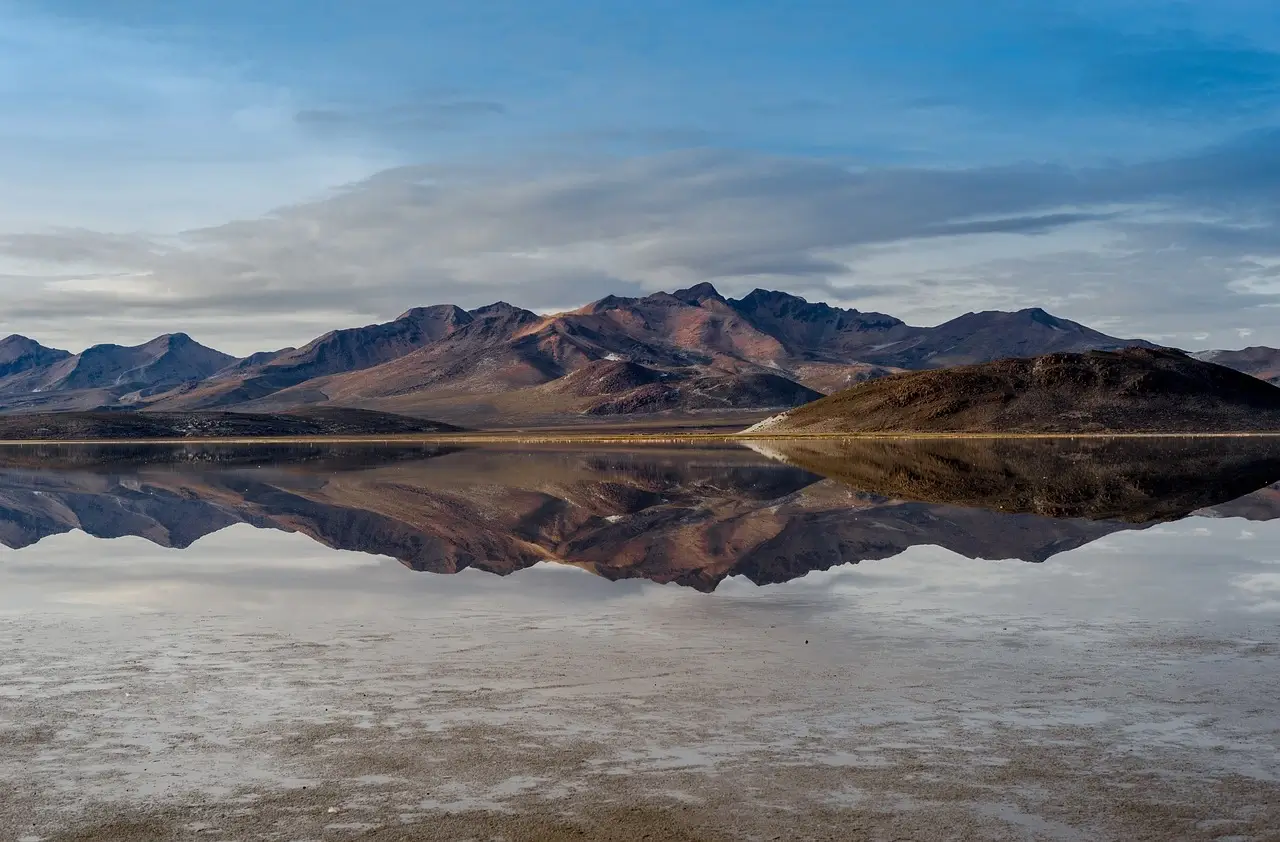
744, 347, 1280, 434
0, 335, 72, 378
0, 333, 236, 413
148, 286, 1159, 425
0, 285, 1161, 424
1194, 346, 1280, 385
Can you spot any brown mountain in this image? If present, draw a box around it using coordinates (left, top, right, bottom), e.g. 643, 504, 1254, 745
330, 359, 824, 427
0, 333, 237, 413
856, 307, 1158, 369
728, 287, 911, 359
745, 347, 1280, 434
196, 287, 1149, 425
725, 293, 1153, 369
0, 285, 1156, 425
52, 333, 234, 392
0, 335, 72, 379
1194, 346, 1280, 385
145, 305, 473, 410
215, 294, 817, 422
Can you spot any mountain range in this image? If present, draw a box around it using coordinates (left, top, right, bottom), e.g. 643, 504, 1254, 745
1193, 346, 1280, 385
0, 284, 1197, 425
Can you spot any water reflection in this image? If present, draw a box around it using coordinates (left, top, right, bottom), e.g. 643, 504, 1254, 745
3, 440, 1279, 841
0, 439, 1277, 591
747, 436, 1280, 521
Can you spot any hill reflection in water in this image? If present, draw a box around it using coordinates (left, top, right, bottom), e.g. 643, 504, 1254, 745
0, 438, 1278, 591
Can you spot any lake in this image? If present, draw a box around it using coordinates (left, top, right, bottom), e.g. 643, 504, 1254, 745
1, 440, 1278, 841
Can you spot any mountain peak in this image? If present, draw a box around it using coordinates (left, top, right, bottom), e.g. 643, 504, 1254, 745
396, 304, 471, 323
738, 288, 807, 307
1014, 307, 1066, 327
671, 282, 725, 306
141, 332, 211, 354
470, 301, 535, 318
950, 307, 1073, 328
0, 335, 72, 376
0, 334, 44, 354
579, 293, 638, 314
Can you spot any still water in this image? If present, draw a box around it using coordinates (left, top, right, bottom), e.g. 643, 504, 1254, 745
1, 439, 1278, 841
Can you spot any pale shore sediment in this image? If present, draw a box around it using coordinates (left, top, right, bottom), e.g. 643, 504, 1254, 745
2, 550, 1277, 842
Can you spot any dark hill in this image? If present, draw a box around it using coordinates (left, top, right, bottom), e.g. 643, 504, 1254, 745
743, 347, 1280, 434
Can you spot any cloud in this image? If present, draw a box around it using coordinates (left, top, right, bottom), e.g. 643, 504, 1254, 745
294, 99, 508, 134
3, 129, 1280, 353
915, 212, 1121, 239
0, 229, 166, 267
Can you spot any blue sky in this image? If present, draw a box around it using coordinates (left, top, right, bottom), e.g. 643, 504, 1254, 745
2, 0, 1280, 352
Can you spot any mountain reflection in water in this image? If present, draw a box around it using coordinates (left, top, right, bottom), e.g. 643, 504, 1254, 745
1, 438, 1278, 591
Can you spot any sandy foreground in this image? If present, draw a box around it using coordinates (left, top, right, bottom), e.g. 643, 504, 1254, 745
1, 522, 1278, 841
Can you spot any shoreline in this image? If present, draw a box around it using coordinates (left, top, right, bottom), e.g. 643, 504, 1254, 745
1, 429, 1280, 446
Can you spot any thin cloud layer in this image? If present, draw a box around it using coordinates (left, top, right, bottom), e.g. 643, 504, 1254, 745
1, 132, 1279, 354
3, 3, 1280, 354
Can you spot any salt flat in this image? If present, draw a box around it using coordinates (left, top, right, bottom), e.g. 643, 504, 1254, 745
1, 518, 1278, 841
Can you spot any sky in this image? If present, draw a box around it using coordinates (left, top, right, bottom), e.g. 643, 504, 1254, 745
2, 0, 1280, 354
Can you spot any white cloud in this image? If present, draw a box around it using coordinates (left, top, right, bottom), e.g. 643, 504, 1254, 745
1, 132, 1280, 353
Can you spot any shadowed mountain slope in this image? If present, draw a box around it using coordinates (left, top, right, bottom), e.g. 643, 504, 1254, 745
0, 335, 72, 379
1195, 346, 1280, 385
0, 334, 237, 413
